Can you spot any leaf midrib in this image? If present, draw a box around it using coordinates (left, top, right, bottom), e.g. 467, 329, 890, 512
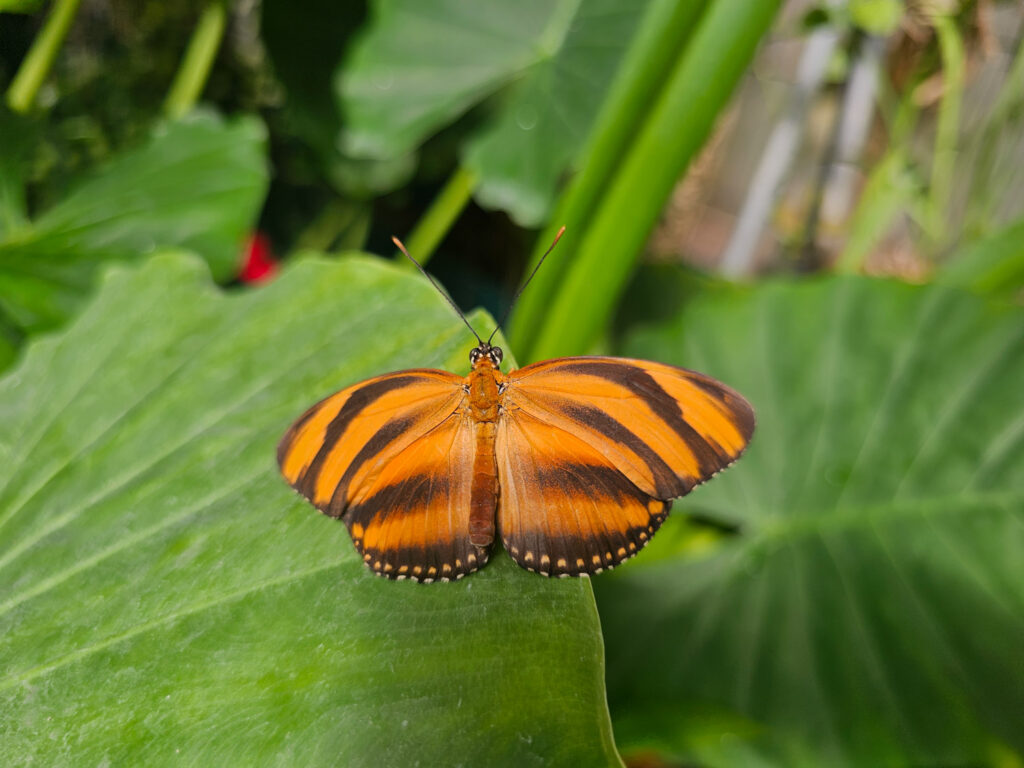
747, 489, 1021, 545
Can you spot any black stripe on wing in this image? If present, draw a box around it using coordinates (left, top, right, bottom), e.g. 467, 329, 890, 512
557, 402, 685, 498
296, 374, 421, 492
552, 360, 731, 475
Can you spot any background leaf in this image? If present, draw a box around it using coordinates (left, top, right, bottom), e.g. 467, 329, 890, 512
940, 219, 1024, 297
0, 112, 268, 335
337, 0, 648, 225
596, 276, 1024, 766
0, 107, 33, 238
0, 253, 621, 767
260, 0, 412, 199
461, 0, 649, 225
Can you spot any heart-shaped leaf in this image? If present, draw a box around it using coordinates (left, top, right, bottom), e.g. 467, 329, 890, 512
598, 276, 1024, 766
0, 112, 268, 336
337, 0, 648, 225
0, 252, 621, 767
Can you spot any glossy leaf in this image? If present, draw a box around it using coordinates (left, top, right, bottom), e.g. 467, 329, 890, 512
597, 276, 1024, 767
0, 112, 268, 335
461, 0, 649, 225
337, 0, 648, 225
0, 253, 621, 767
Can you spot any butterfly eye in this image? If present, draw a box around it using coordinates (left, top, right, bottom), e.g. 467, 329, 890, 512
469, 348, 481, 365
489, 347, 503, 366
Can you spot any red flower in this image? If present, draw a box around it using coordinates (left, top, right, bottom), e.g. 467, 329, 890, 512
239, 232, 278, 283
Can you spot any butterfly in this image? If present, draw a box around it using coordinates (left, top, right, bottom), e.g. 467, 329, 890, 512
277, 233, 754, 582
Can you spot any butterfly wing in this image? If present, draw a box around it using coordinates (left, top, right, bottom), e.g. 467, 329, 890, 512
496, 407, 670, 576
343, 410, 486, 581
278, 369, 485, 581
497, 356, 754, 575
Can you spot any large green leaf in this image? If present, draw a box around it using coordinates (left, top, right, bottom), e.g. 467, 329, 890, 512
0, 112, 268, 336
337, 0, 648, 225
597, 276, 1024, 766
0, 252, 621, 767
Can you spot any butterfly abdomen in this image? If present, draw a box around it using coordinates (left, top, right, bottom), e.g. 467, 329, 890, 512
469, 419, 498, 547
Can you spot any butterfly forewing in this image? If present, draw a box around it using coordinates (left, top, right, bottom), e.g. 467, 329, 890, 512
278, 369, 487, 580
506, 357, 754, 498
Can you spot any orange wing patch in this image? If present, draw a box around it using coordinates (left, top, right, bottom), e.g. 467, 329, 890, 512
496, 409, 668, 576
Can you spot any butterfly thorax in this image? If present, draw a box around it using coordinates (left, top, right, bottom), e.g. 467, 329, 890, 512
466, 357, 505, 422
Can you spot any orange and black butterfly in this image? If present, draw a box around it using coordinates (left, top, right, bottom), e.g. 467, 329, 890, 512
277, 233, 754, 582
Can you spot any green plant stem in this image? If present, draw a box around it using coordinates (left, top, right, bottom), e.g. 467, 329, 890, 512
395, 165, 477, 266
963, 31, 1024, 237
527, 0, 782, 362
835, 149, 913, 274
507, 0, 709, 355
5, 0, 82, 113
836, 67, 925, 274
295, 199, 371, 254
984, 30, 1024, 126
163, 1, 227, 119
927, 14, 964, 248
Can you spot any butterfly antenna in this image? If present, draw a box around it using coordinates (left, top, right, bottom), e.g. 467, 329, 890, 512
392, 236, 483, 345
487, 225, 565, 345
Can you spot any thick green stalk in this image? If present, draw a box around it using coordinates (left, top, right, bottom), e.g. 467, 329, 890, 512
507, 0, 709, 355
395, 166, 477, 267
294, 199, 372, 254
163, 1, 227, 119
5, 0, 82, 113
927, 14, 964, 247
528, 0, 782, 362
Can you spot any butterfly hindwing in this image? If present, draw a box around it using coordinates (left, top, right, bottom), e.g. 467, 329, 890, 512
496, 408, 669, 576
496, 356, 754, 575
344, 411, 487, 581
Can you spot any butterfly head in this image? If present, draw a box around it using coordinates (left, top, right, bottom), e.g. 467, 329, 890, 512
469, 342, 503, 369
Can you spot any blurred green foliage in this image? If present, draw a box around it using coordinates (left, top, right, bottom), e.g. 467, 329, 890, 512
606, 276, 1024, 766
0, 112, 267, 336
1, 0, 1022, 766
